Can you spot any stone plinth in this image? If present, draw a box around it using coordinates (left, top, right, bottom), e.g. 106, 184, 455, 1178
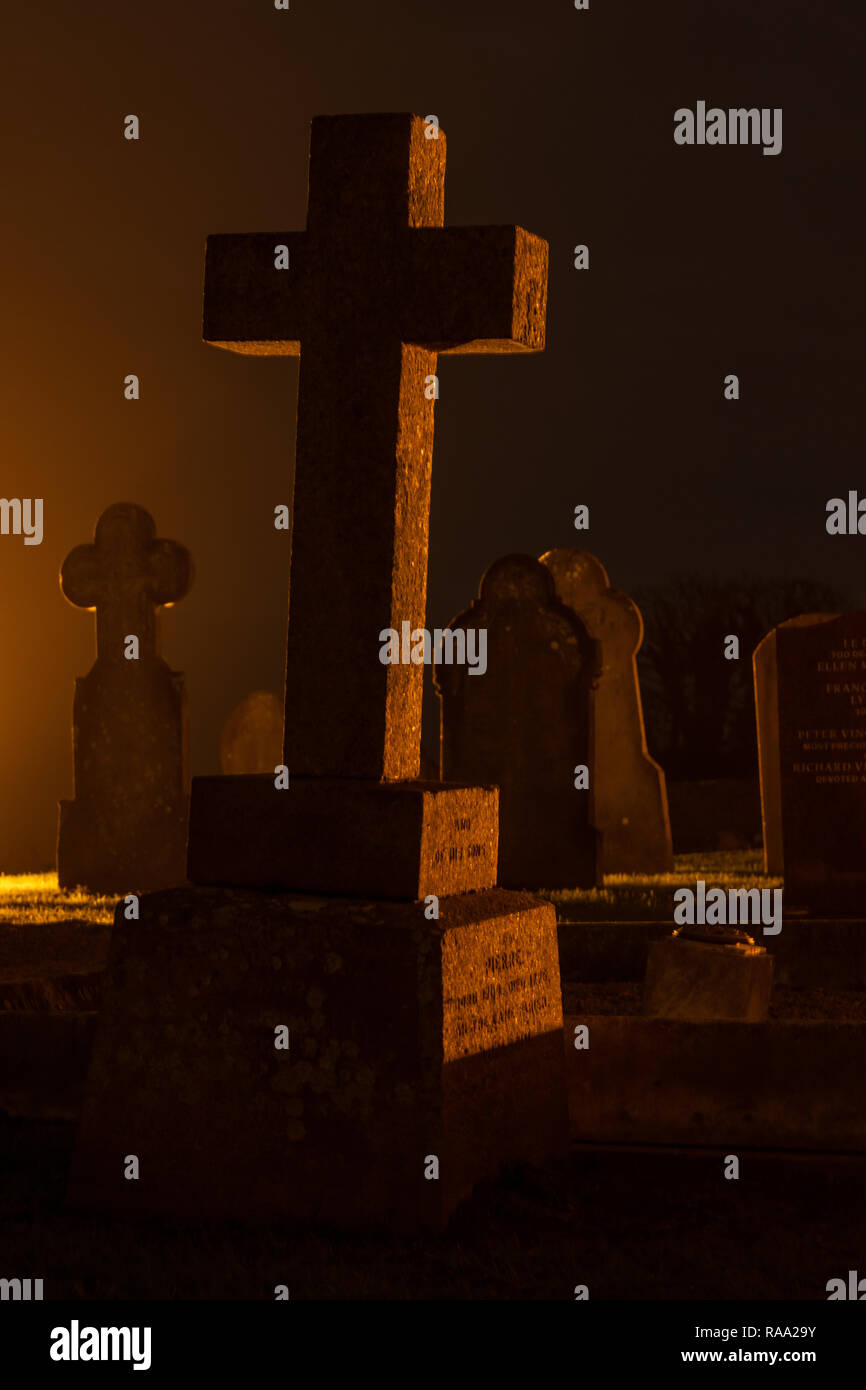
188, 776, 498, 899
67, 886, 569, 1230
643, 934, 773, 1022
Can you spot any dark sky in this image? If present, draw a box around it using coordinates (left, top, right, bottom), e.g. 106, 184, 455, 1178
1, 0, 864, 867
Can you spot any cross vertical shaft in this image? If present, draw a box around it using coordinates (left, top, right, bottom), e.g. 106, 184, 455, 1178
286, 337, 436, 779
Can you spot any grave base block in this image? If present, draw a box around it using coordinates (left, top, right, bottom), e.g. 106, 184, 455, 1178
564, 1015, 866, 1150
67, 885, 568, 1230
643, 936, 774, 1022
187, 775, 498, 899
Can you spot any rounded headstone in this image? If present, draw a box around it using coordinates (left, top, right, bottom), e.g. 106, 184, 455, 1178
220, 692, 284, 775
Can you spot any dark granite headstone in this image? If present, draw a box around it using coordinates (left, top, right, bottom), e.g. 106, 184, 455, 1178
219, 691, 283, 774
69, 116, 568, 1232
541, 548, 673, 873
57, 503, 192, 893
754, 614, 836, 875
436, 554, 600, 890
753, 611, 866, 913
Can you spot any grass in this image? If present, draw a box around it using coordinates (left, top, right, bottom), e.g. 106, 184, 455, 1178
548, 850, 783, 920
0, 855, 784, 928
0, 874, 114, 926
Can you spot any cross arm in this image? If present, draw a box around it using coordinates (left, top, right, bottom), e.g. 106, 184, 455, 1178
405, 225, 548, 353
203, 232, 308, 355
148, 541, 193, 607
60, 544, 102, 610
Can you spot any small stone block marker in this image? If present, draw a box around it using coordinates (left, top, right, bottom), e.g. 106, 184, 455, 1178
57, 503, 192, 893
644, 925, 774, 1022
541, 548, 673, 874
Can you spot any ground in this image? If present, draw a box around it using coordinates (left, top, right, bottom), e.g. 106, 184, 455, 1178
2, 1119, 862, 1299
0, 857, 860, 1300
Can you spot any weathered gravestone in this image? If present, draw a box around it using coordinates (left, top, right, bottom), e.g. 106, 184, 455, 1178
540, 548, 673, 874
69, 114, 568, 1231
220, 691, 283, 774
435, 553, 600, 889
754, 611, 866, 913
57, 502, 192, 893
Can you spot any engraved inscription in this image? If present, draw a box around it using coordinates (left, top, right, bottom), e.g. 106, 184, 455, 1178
790, 637, 866, 786
443, 925, 555, 1056
433, 813, 488, 866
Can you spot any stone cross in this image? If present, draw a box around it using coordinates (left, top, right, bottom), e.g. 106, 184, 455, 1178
61, 502, 191, 662
69, 121, 568, 1235
204, 113, 548, 782
58, 503, 193, 893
